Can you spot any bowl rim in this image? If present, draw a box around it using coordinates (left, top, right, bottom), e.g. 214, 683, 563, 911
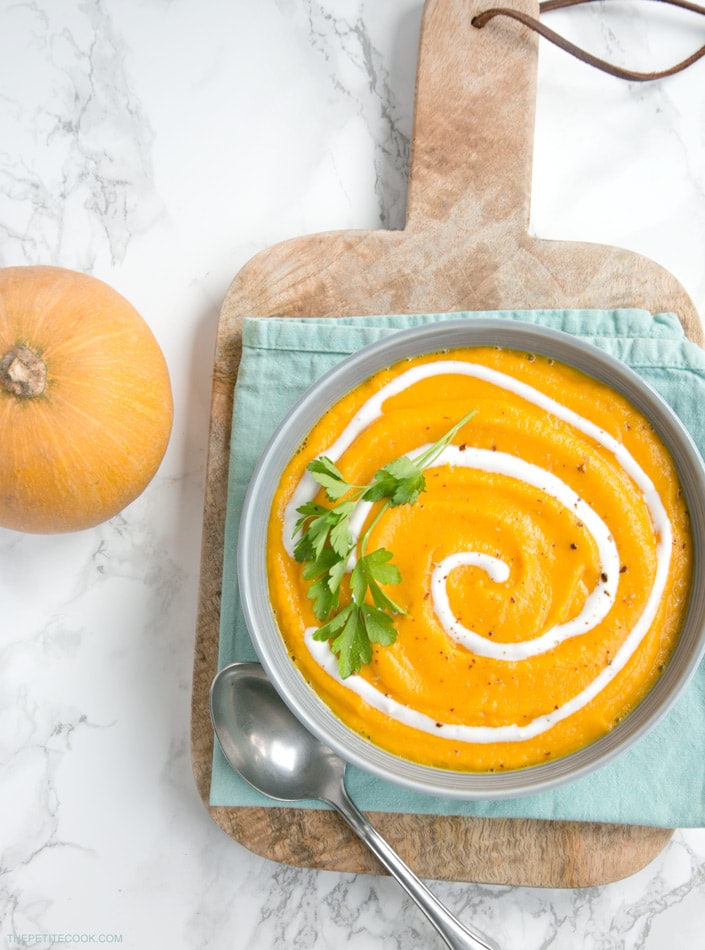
237, 318, 705, 799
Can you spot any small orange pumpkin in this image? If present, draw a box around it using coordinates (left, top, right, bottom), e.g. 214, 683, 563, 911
0, 265, 173, 533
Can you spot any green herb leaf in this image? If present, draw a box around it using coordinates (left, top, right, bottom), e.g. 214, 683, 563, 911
302, 547, 346, 620
328, 502, 356, 557
312, 602, 353, 640
365, 456, 426, 507
331, 607, 373, 678
307, 573, 340, 621
360, 547, 403, 586
308, 456, 356, 501
326, 558, 348, 598
360, 603, 397, 645
350, 558, 368, 605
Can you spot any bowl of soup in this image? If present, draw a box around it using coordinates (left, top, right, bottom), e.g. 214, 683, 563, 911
237, 319, 705, 798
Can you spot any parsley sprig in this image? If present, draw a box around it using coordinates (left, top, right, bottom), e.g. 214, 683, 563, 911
293, 409, 476, 678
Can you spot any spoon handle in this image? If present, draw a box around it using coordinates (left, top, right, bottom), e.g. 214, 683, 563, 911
326, 780, 499, 950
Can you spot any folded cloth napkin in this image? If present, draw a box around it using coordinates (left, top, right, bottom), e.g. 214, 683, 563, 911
210, 308, 705, 828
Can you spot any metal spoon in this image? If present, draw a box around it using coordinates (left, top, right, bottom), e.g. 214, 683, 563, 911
210, 661, 499, 950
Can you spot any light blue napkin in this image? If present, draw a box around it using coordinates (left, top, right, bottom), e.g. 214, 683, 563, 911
210, 309, 705, 828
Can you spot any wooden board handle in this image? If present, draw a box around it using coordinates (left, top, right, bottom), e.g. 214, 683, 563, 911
408, 0, 537, 232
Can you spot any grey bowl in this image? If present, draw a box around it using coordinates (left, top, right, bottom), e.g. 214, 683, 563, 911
237, 319, 705, 799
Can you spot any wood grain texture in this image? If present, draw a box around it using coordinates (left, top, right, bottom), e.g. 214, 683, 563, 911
191, 0, 700, 885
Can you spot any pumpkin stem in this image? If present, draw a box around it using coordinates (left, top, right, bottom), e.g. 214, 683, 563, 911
0, 345, 48, 398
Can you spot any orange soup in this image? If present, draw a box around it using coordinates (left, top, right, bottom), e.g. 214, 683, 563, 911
266, 347, 692, 771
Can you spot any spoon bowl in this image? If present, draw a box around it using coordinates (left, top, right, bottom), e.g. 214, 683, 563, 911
210, 661, 499, 950
210, 661, 344, 803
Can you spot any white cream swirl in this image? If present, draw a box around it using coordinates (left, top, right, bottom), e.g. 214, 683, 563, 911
285, 359, 672, 743
427, 446, 620, 660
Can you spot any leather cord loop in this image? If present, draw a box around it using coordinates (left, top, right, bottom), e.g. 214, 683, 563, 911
472, 0, 705, 80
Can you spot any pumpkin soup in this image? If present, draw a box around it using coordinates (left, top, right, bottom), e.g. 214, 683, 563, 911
266, 346, 692, 771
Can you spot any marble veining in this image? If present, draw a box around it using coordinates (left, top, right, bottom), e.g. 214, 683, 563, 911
2, 1, 705, 948
1, 1, 162, 271
304, 0, 418, 230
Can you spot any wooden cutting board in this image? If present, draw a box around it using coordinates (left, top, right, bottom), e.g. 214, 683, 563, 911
190, 0, 702, 887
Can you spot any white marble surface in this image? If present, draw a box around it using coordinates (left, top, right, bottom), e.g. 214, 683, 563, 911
2, 1, 705, 948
